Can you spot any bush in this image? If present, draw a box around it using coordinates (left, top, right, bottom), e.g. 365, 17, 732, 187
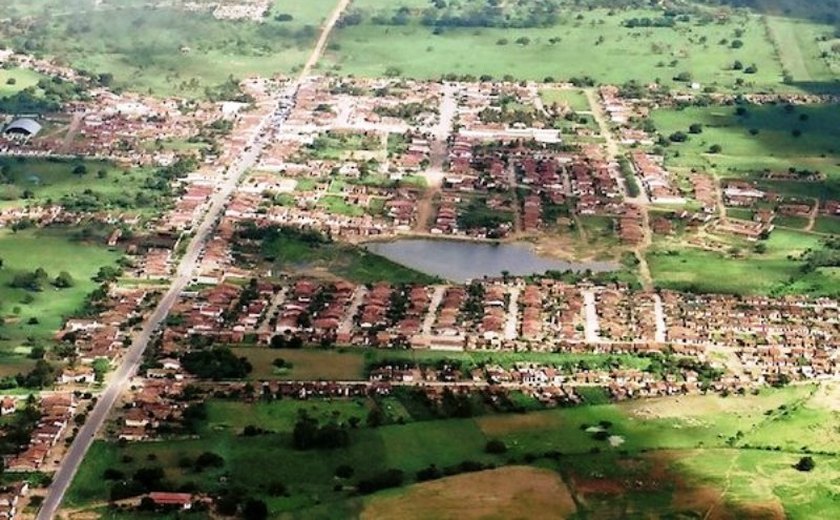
485, 439, 508, 454
335, 464, 355, 479
795, 456, 815, 472
357, 469, 404, 494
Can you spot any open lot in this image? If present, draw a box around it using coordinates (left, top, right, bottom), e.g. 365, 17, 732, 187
648, 228, 840, 295
0, 157, 161, 213
362, 466, 577, 520
0, 67, 46, 97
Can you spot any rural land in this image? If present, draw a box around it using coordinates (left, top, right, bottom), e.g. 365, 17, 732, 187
0, 0, 836, 519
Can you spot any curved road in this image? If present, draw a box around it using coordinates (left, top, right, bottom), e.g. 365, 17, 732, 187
36, 1, 350, 518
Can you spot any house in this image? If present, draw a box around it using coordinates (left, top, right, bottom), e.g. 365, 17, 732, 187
59, 367, 96, 385
148, 492, 194, 510
0, 397, 15, 416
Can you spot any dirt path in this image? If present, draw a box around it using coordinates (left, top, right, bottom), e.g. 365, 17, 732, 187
298, 0, 351, 80
59, 111, 85, 154
805, 197, 819, 232
635, 207, 654, 291
584, 87, 619, 161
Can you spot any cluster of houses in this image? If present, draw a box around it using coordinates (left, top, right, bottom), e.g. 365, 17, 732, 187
118, 376, 188, 442
4, 394, 76, 473
151, 277, 837, 386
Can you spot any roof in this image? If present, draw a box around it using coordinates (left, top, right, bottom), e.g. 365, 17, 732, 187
149, 492, 193, 505
4, 118, 42, 136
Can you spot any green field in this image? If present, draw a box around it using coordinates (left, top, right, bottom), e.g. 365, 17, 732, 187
0, 67, 46, 97
65, 384, 839, 518
539, 88, 591, 112
233, 346, 653, 380
650, 104, 840, 199
0, 0, 337, 98
0, 157, 164, 213
648, 229, 840, 295
326, 4, 786, 91
232, 347, 367, 380
0, 228, 121, 358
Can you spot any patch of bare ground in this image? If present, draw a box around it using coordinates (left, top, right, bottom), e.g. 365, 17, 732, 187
362, 466, 576, 520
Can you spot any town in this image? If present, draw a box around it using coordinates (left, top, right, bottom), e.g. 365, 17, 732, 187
0, 0, 838, 519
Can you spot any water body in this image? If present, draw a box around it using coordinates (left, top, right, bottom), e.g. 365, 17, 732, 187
365, 239, 616, 282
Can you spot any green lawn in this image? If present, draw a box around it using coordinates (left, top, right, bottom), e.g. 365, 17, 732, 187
0, 228, 121, 354
325, 5, 785, 91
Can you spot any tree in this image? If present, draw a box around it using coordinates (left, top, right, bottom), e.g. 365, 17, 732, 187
52, 271, 75, 289
72, 164, 88, 176
688, 123, 703, 134
794, 456, 815, 472
708, 144, 722, 154
669, 131, 689, 143
485, 439, 507, 454
242, 499, 268, 520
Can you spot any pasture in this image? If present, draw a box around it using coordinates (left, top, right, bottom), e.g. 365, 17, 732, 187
647, 229, 839, 295
650, 103, 840, 199
0, 157, 158, 212
326, 5, 785, 90
0, 228, 121, 355
0, 67, 45, 97
64, 383, 838, 518
0, 0, 338, 98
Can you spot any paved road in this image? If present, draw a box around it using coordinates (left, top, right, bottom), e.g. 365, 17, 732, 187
37, 1, 351, 518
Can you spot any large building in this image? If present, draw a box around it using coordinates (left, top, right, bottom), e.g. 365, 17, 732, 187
3, 118, 42, 138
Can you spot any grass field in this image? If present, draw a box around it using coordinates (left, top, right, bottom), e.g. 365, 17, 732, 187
0, 157, 161, 214
0, 228, 121, 356
232, 347, 653, 380
65, 383, 839, 518
257, 231, 440, 285
0, 0, 337, 98
0, 67, 46, 97
325, 5, 786, 91
650, 104, 840, 200
232, 347, 366, 380
539, 88, 591, 112
648, 229, 839, 295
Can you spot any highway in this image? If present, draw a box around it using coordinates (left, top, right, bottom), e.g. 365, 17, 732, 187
36, 1, 349, 517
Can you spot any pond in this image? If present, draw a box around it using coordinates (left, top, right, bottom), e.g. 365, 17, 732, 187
365, 239, 616, 282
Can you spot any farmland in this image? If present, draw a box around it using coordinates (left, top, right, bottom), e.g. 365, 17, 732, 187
65, 383, 839, 518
